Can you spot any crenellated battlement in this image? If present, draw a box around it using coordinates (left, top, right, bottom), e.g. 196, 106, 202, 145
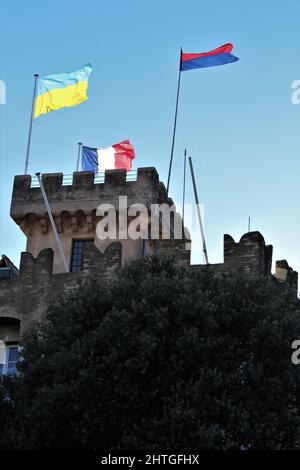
223, 231, 298, 294
10, 168, 172, 222
224, 231, 273, 276
0, 230, 297, 338
20, 248, 54, 275
0, 243, 123, 336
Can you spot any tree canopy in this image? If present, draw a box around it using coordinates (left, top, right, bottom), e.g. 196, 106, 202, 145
1, 253, 300, 450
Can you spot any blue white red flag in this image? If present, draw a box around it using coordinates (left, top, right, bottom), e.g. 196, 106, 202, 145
82, 140, 135, 173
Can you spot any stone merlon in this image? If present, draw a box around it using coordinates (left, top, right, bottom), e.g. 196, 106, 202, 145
224, 231, 273, 276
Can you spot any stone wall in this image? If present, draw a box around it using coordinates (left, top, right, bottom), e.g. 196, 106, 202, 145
2, 167, 297, 344
224, 231, 273, 276
225, 232, 298, 294
191, 231, 298, 296
0, 229, 298, 342
0, 243, 122, 337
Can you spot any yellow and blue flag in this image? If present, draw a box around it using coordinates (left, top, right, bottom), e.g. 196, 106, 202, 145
34, 64, 93, 118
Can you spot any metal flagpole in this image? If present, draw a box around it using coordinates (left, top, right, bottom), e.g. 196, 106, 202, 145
188, 157, 209, 265
36, 172, 69, 273
24, 74, 39, 175
167, 47, 183, 193
76, 142, 82, 171
182, 148, 187, 220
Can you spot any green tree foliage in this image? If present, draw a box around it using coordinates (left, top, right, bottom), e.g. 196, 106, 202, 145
1, 253, 300, 449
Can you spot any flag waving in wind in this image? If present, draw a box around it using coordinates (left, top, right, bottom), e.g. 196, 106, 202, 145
34, 64, 93, 118
82, 140, 135, 173
167, 43, 239, 192
180, 43, 239, 71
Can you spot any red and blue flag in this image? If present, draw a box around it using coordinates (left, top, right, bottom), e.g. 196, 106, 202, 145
180, 43, 239, 71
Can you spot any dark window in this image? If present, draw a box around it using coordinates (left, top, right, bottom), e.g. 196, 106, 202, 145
70, 239, 94, 272
6, 347, 19, 375
0, 345, 19, 376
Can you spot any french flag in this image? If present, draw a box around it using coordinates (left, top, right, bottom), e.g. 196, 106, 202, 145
180, 43, 239, 71
82, 140, 135, 173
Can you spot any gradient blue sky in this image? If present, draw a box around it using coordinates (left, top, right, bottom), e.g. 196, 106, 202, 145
0, 0, 299, 286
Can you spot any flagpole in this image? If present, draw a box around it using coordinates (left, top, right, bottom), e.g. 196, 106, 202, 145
167, 47, 182, 193
188, 156, 209, 264
182, 148, 187, 220
36, 172, 69, 273
24, 73, 39, 175
76, 142, 82, 171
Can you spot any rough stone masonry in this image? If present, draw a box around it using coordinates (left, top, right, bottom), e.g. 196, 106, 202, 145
0, 167, 297, 343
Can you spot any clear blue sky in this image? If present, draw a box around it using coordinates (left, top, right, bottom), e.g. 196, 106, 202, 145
0, 0, 299, 286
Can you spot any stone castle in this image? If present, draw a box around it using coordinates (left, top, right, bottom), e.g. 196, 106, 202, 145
0, 168, 297, 374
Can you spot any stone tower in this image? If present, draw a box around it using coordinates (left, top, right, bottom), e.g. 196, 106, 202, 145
10, 168, 190, 274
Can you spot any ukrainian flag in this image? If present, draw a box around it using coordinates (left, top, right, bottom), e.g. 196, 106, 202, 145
34, 64, 93, 118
